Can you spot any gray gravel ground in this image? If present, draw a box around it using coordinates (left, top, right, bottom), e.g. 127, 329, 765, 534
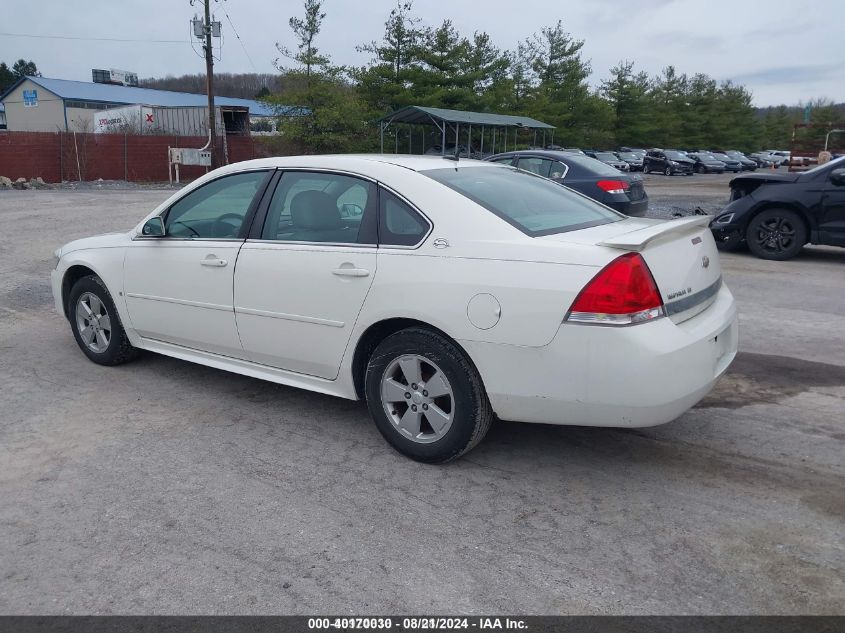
0, 177, 843, 615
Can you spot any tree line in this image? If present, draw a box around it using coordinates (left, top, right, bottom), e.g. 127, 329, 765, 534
254, 0, 843, 154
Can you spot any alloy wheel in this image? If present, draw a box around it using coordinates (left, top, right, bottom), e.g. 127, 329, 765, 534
75, 292, 111, 353
380, 354, 454, 444
754, 216, 796, 255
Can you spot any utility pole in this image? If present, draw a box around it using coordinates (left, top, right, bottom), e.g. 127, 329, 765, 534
203, 0, 217, 167
191, 0, 222, 166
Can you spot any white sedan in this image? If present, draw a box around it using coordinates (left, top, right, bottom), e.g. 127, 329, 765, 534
51, 155, 738, 462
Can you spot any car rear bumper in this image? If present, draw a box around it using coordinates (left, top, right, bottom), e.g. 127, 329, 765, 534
608, 196, 648, 217
462, 284, 738, 427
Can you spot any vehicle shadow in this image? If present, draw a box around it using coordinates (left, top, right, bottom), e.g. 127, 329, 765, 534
126, 349, 818, 495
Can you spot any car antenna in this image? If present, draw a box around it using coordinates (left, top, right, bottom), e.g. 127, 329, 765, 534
443, 146, 460, 162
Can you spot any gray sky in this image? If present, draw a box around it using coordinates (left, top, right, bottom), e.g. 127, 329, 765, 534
1, 0, 842, 106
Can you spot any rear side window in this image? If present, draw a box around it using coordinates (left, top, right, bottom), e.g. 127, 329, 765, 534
379, 189, 430, 247
261, 171, 376, 244
516, 157, 552, 178
422, 166, 622, 237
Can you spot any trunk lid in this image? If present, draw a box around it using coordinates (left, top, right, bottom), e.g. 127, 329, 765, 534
543, 216, 722, 323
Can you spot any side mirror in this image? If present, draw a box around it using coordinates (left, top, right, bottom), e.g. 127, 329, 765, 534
141, 217, 165, 237
830, 168, 845, 186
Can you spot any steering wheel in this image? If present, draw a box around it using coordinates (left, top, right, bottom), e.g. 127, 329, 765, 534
212, 213, 244, 238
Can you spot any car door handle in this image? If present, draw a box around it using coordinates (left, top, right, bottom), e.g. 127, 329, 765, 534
201, 258, 228, 267
332, 267, 370, 277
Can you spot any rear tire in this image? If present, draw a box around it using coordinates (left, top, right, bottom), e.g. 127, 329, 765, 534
746, 208, 807, 261
68, 275, 139, 366
364, 327, 493, 463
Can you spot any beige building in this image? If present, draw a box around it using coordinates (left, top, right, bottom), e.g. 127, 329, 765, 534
0, 76, 277, 133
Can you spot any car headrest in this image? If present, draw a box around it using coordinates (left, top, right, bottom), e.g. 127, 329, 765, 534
290, 190, 342, 230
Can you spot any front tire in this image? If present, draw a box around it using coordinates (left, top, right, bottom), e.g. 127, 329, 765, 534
68, 275, 139, 365
746, 209, 807, 261
364, 328, 493, 463
664, 166, 673, 176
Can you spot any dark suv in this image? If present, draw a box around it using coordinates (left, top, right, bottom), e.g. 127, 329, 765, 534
642, 149, 694, 175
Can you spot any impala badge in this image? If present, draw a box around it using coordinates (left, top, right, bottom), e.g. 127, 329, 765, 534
702, 255, 710, 269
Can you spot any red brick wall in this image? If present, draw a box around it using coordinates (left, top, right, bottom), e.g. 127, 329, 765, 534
0, 132, 273, 183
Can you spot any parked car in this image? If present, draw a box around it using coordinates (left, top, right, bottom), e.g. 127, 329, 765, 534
546, 145, 585, 154
723, 151, 757, 171
52, 155, 736, 462
760, 150, 791, 166
616, 151, 644, 171
710, 156, 845, 260
486, 150, 648, 216
642, 149, 695, 175
709, 152, 743, 173
688, 153, 726, 174
425, 144, 482, 159
585, 150, 631, 171
748, 153, 776, 169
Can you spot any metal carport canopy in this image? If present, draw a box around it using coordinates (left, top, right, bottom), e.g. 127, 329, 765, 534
377, 105, 555, 155
378, 105, 555, 130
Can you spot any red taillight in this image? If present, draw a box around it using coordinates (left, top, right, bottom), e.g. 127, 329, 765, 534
565, 253, 664, 326
596, 179, 630, 194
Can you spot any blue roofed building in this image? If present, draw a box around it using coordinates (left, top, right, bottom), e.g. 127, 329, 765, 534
0, 76, 290, 135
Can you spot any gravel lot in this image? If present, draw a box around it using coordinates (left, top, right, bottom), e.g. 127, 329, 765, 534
0, 175, 843, 615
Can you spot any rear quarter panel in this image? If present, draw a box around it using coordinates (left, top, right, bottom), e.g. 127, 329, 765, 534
357, 249, 599, 347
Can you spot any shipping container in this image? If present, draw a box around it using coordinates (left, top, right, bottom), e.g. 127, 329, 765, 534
92, 104, 244, 136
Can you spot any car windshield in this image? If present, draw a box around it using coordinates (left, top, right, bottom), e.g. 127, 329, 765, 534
712, 153, 730, 160
665, 151, 686, 160
594, 152, 618, 161
422, 166, 623, 237
617, 152, 639, 160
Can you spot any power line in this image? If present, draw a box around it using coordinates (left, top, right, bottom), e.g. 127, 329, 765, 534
221, 6, 258, 73
0, 31, 190, 44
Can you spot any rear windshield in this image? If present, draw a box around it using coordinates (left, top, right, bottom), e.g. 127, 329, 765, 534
563, 153, 625, 176
421, 166, 623, 237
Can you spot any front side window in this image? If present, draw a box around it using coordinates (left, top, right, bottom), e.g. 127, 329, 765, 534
165, 170, 268, 239
422, 166, 622, 237
379, 189, 430, 247
488, 156, 514, 165
261, 171, 376, 244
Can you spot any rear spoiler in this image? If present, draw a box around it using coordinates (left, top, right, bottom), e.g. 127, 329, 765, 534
599, 215, 710, 251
